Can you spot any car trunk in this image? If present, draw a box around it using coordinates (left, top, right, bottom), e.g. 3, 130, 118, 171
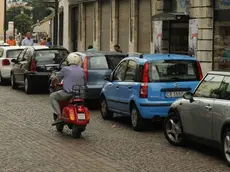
147, 59, 200, 102
87, 55, 126, 85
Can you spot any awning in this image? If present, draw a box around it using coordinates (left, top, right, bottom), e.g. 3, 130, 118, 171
152, 12, 189, 21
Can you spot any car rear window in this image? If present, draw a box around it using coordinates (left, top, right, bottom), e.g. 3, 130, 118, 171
34, 49, 69, 65
149, 60, 199, 82
88, 55, 125, 70
6, 49, 23, 58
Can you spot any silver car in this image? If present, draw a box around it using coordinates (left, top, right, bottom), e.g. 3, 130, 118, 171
164, 71, 230, 166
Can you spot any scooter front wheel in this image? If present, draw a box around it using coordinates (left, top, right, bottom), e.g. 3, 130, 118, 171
72, 125, 82, 138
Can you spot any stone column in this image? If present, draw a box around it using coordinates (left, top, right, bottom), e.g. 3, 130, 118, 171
110, 0, 118, 50
129, 0, 138, 52
94, 1, 100, 50
190, 0, 213, 75
78, 3, 86, 51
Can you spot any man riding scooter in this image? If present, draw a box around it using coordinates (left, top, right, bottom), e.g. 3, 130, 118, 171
50, 53, 86, 125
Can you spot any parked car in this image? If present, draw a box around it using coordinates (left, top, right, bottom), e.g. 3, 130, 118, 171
59, 51, 128, 100
10, 46, 69, 94
100, 54, 203, 131
164, 71, 230, 166
0, 46, 26, 84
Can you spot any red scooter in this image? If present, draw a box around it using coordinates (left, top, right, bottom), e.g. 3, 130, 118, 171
51, 82, 90, 138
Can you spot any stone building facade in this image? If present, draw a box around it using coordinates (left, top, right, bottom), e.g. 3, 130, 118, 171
55, 0, 230, 75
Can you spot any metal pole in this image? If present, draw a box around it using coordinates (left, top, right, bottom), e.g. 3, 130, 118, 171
4, 0, 7, 42
13, 6, 15, 38
54, 0, 58, 45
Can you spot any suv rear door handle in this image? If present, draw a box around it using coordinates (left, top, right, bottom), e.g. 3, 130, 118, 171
128, 86, 132, 89
205, 105, 212, 110
116, 85, 119, 89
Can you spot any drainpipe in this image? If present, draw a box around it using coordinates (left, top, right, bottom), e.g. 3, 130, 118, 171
53, 0, 59, 45
212, 0, 215, 70
4, 0, 7, 42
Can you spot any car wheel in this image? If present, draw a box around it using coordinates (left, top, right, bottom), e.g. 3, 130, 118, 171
223, 128, 230, 166
11, 74, 18, 89
100, 97, 113, 120
164, 112, 185, 146
131, 104, 146, 131
24, 77, 33, 94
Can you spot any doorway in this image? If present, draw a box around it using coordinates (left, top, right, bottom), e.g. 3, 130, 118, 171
169, 21, 189, 55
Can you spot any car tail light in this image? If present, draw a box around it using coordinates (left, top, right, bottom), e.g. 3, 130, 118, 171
83, 56, 88, 81
196, 61, 203, 80
2, 59, 10, 66
139, 62, 149, 98
30, 58, 36, 72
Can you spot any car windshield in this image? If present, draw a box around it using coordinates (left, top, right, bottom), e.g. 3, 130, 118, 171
149, 60, 199, 82
6, 49, 23, 58
34, 49, 69, 65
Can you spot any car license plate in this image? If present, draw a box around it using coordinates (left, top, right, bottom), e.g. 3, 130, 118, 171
166, 91, 185, 98
78, 113, 85, 120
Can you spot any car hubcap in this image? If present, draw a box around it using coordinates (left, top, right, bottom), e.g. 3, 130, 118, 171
101, 100, 107, 117
224, 133, 230, 163
25, 78, 28, 91
166, 116, 182, 143
131, 109, 138, 127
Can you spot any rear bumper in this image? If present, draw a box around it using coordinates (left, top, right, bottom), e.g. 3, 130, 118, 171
1, 67, 12, 79
137, 101, 173, 119
27, 73, 49, 88
86, 85, 103, 99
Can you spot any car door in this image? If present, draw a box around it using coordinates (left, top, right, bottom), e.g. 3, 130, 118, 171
118, 60, 138, 113
212, 76, 230, 142
106, 60, 128, 111
14, 48, 27, 82
180, 74, 224, 140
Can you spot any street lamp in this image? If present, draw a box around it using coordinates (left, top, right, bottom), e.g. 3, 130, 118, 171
20, 8, 24, 36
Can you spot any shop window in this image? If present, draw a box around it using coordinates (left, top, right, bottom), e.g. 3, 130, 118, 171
214, 21, 230, 70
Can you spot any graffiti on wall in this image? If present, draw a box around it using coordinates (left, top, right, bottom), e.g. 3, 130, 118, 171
215, 0, 230, 10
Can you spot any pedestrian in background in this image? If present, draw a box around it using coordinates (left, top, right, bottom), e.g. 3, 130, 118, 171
114, 44, 122, 53
40, 37, 47, 45
46, 38, 52, 46
87, 45, 94, 51
6, 36, 16, 46
21, 32, 34, 46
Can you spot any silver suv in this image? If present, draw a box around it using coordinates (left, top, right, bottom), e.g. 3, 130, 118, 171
164, 71, 230, 166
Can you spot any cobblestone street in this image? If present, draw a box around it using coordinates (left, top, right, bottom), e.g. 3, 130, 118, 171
0, 85, 229, 172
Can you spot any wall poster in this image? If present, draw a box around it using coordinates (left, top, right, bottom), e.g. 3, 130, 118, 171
153, 21, 163, 54
188, 19, 198, 57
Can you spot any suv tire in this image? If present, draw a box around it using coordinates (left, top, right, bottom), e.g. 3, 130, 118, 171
11, 74, 18, 89
164, 112, 185, 146
25, 77, 33, 94
100, 97, 113, 120
131, 104, 146, 131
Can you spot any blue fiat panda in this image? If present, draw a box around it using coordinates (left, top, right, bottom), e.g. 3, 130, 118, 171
100, 54, 203, 131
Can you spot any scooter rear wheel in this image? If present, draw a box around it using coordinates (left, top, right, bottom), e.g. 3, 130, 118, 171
72, 125, 82, 138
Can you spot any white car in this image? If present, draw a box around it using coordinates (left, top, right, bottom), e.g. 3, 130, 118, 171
0, 46, 26, 84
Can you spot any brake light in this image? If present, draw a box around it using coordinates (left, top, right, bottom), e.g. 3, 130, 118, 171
139, 62, 149, 98
83, 56, 88, 81
2, 59, 10, 66
30, 58, 36, 72
77, 105, 85, 113
196, 61, 203, 80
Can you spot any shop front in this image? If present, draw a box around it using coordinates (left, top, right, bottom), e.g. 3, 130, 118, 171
214, 0, 230, 70
152, 0, 198, 57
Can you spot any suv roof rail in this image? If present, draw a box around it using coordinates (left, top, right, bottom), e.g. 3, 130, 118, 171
127, 52, 143, 57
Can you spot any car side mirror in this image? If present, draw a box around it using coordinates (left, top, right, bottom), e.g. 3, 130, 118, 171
11, 59, 18, 63
183, 92, 194, 102
104, 75, 111, 81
